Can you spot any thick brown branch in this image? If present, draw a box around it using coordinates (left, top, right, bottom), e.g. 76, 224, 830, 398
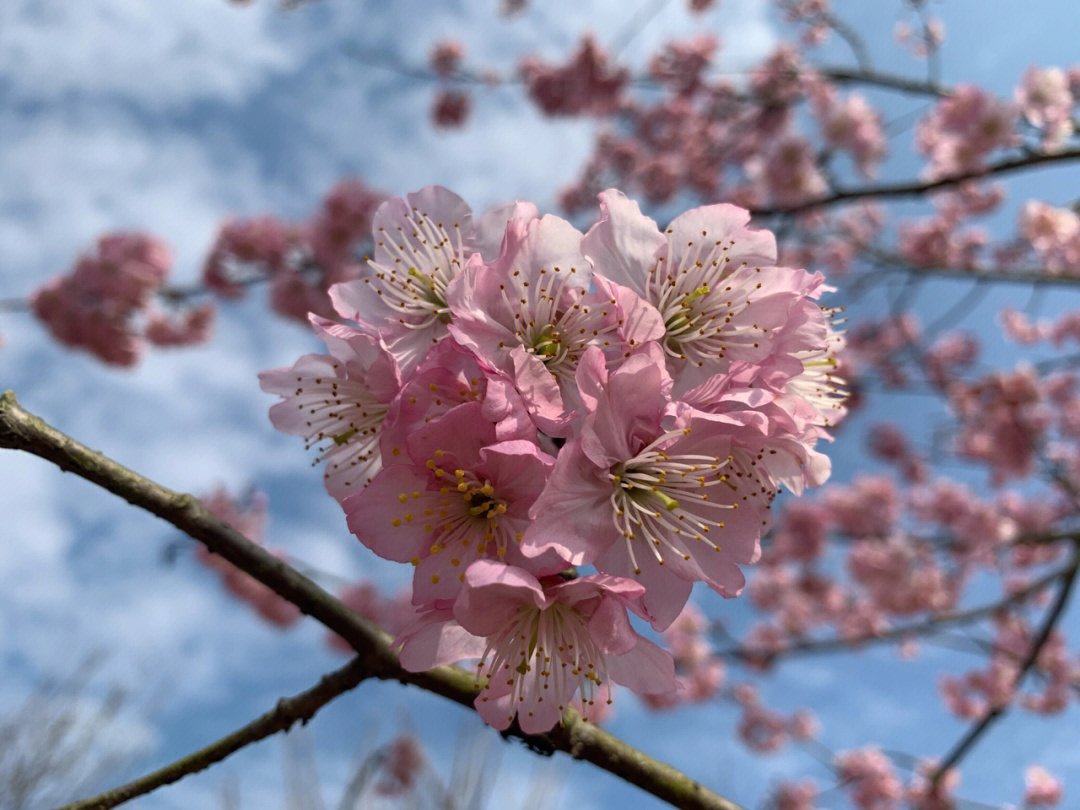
0, 391, 742, 810
53, 657, 372, 810
751, 146, 1080, 217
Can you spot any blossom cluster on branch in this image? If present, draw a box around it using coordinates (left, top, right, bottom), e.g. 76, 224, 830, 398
257, 184, 843, 733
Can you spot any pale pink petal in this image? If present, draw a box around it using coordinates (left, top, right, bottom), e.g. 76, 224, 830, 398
581, 189, 665, 298
454, 561, 546, 636
607, 636, 677, 695
396, 606, 485, 671
343, 466, 437, 563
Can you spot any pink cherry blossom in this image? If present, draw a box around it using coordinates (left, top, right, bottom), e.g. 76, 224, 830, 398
835, 747, 904, 810
431, 90, 471, 128
330, 186, 502, 372
1016, 67, 1075, 149
649, 35, 719, 97
815, 92, 887, 177
429, 40, 465, 78
379, 338, 535, 462
761, 136, 829, 205
522, 345, 773, 628
344, 402, 558, 603
144, 303, 216, 347
448, 213, 662, 434
398, 561, 675, 733
917, 84, 1020, 176
581, 190, 831, 389
1025, 765, 1064, 806
773, 780, 818, 810
519, 36, 628, 117
202, 216, 300, 298
259, 318, 402, 501
30, 231, 186, 366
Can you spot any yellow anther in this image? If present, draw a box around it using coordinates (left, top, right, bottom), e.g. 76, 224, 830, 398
391, 518, 402, 527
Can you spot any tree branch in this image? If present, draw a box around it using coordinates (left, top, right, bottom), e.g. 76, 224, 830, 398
927, 548, 1080, 787
0, 391, 742, 810
751, 146, 1080, 217
53, 657, 373, 810
861, 248, 1080, 287
714, 564, 1069, 664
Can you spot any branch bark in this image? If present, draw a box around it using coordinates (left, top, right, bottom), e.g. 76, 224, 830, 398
53, 657, 373, 810
750, 146, 1080, 217
0, 391, 742, 810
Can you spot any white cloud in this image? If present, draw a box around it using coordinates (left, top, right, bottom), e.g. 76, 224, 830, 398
0, 0, 292, 108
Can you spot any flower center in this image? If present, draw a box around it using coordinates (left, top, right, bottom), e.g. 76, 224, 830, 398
606, 428, 744, 574
475, 602, 611, 724
367, 208, 466, 327
498, 265, 618, 382
647, 243, 765, 367
298, 374, 388, 491
410, 454, 518, 579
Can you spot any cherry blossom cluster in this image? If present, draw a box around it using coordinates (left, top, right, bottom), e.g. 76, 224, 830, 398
198, 487, 302, 627
428, 40, 471, 128
30, 232, 214, 366
203, 179, 384, 322
940, 613, 1077, 719
259, 185, 843, 732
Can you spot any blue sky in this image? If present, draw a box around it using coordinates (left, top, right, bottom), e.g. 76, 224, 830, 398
2, 1, 1080, 808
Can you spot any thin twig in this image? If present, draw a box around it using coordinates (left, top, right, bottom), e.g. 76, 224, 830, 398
0, 391, 742, 810
819, 14, 871, 71
53, 657, 373, 810
927, 548, 1080, 787
715, 564, 1068, 664
0, 297, 31, 313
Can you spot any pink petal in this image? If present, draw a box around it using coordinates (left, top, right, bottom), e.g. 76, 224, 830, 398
454, 561, 546, 636
396, 605, 485, 671
521, 441, 618, 567
342, 466, 437, 563
607, 636, 677, 695
581, 189, 665, 299
586, 594, 638, 655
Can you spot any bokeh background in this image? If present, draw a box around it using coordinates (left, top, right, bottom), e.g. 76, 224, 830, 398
2, 1, 1080, 807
